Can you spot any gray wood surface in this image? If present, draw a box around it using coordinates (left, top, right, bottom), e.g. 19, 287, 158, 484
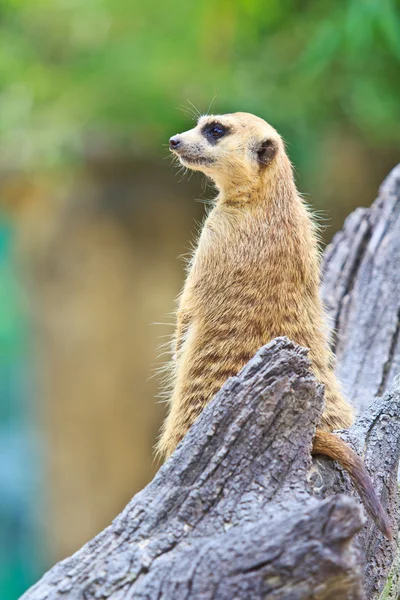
22, 339, 367, 600
22, 165, 400, 599
321, 164, 400, 414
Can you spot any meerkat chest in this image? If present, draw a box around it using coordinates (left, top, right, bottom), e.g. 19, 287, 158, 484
189, 210, 271, 306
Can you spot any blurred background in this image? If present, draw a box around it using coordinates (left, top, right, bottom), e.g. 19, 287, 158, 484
1, 0, 400, 597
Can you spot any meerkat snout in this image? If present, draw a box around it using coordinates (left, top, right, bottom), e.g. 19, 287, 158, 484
169, 135, 182, 150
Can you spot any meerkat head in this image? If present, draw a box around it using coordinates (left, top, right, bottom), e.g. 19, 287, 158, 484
169, 112, 285, 192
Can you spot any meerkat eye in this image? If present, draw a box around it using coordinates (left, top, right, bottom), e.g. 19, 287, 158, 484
202, 122, 227, 142
209, 124, 225, 138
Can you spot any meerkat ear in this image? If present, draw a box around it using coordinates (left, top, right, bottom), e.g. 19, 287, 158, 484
256, 138, 278, 167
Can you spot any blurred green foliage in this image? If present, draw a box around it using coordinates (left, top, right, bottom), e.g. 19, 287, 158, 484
0, 0, 399, 171
0, 225, 27, 357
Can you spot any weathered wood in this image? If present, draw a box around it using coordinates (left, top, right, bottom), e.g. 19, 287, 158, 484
321, 164, 400, 414
21, 339, 366, 599
21, 165, 400, 599
317, 165, 400, 599
310, 383, 400, 599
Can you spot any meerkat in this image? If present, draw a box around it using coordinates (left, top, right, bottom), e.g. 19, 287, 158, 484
158, 112, 391, 538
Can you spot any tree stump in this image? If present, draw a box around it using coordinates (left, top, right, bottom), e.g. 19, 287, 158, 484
21, 165, 400, 600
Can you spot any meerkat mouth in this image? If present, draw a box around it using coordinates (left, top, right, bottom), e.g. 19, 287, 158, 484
178, 153, 215, 166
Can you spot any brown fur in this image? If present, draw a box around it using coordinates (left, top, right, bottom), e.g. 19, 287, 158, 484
158, 112, 391, 537
313, 431, 392, 539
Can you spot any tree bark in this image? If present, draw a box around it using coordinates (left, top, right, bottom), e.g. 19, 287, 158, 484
21, 165, 400, 600
321, 164, 400, 413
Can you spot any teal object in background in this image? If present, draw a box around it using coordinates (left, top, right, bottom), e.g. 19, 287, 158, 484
0, 222, 42, 599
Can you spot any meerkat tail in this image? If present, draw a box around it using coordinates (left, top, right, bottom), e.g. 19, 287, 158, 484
312, 429, 392, 539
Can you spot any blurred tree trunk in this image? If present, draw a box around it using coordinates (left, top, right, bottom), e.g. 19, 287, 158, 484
10, 158, 204, 560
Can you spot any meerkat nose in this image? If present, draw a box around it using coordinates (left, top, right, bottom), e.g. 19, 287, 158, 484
169, 136, 182, 150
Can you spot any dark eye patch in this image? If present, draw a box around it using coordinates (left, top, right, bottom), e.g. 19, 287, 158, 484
201, 121, 230, 144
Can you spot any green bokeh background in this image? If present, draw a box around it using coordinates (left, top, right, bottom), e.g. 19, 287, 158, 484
1, 0, 400, 169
